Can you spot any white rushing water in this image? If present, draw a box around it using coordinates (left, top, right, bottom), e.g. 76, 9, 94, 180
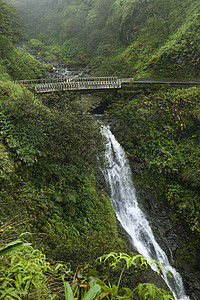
101, 124, 190, 300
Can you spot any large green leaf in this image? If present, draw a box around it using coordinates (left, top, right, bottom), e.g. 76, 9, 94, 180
64, 281, 74, 300
0, 240, 30, 256
82, 284, 101, 300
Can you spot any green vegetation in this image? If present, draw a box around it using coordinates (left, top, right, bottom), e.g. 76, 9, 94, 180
92, 0, 200, 79
0, 79, 124, 264
105, 84, 200, 271
1, 0, 200, 298
0, 240, 62, 299
0, 2, 129, 294
0, 0, 50, 80
0, 236, 173, 299
8, 0, 200, 79
0, 0, 57, 81
0, 1, 126, 288
0, 46, 49, 80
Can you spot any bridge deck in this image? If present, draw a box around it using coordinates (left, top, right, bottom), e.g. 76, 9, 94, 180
13, 77, 200, 93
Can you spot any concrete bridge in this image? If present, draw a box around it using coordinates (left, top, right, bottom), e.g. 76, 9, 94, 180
14, 77, 200, 93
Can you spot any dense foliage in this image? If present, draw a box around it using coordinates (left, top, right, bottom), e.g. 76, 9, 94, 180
0, 80, 125, 265
8, 0, 200, 79
0, 0, 124, 267
1, 0, 200, 298
0, 0, 51, 80
0, 0, 21, 44
0, 238, 173, 299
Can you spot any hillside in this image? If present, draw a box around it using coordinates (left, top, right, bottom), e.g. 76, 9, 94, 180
8, 0, 200, 79
0, 1, 128, 298
1, 0, 200, 299
0, 0, 123, 262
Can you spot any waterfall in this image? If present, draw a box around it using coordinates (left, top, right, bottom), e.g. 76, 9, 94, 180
100, 124, 190, 300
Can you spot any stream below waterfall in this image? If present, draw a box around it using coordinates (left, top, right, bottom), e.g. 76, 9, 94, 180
38, 56, 90, 79
100, 123, 190, 300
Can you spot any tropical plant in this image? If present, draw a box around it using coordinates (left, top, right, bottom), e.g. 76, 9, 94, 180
0, 237, 73, 299
63, 281, 101, 300
0, 240, 50, 299
96, 252, 174, 299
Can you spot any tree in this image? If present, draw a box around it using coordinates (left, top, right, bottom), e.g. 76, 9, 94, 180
0, 0, 22, 42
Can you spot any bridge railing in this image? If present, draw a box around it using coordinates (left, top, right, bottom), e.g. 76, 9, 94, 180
35, 77, 121, 93
13, 77, 74, 87
13, 76, 121, 93
13, 77, 119, 85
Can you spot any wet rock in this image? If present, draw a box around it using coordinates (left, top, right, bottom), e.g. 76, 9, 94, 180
184, 272, 200, 300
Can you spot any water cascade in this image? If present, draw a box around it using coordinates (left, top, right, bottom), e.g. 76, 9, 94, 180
101, 124, 190, 300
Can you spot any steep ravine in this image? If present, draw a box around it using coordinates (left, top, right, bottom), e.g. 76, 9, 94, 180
106, 118, 200, 300
30, 54, 200, 297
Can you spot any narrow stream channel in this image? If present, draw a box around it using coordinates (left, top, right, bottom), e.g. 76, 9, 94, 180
100, 124, 190, 300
